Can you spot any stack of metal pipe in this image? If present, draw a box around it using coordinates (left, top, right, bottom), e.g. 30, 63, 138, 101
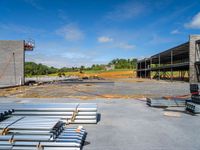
147, 98, 186, 107
0, 103, 98, 149
1, 103, 97, 124
0, 108, 14, 121
186, 84, 200, 113
0, 116, 86, 150
186, 102, 200, 113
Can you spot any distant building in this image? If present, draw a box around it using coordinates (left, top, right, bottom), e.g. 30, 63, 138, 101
136, 35, 200, 83
0, 40, 34, 88
105, 64, 115, 71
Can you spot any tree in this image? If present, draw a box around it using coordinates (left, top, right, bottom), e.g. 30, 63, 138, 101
25, 62, 58, 76
58, 72, 62, 77
80, 66, 85, 73
108, 58, 137, 69
25, 58, 138, 77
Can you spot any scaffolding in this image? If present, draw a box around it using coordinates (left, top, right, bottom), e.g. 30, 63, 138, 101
24, 39, 35, 51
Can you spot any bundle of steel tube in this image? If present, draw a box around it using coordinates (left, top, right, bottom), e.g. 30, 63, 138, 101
186, 84, 200, 113
190, 84, 200, 104
191, 95, 200, 104
0, 116, 86, 150
147, 98, 186, 107
0, 103, 98, 149
0, 128, 86, 150
0, 103, 98, 124
186, 102, 200, 113
0, 108, 14, 121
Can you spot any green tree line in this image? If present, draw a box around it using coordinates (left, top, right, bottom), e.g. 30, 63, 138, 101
25, 58, 137, 76
25, 62, 58, 76
108, 58, 137, 69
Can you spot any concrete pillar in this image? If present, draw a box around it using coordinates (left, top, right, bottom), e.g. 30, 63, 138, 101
140, 62, 141, 78
136, 62, 138, 77
150, 58, 152, 79
170, 50, 173, 81
0, 40, 25, 87
144, 59, 146, 78
189, 35, 200, 83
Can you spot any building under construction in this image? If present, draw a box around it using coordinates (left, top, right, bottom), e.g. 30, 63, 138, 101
0, 40, 34, 88
137, 35, 200, 83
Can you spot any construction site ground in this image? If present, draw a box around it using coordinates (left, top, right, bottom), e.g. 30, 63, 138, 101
0, 78, 189, 99
0, 73, 197, 150
0, 98, 199, 150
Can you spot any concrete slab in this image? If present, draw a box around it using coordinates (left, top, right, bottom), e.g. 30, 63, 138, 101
0, 79, 190, 99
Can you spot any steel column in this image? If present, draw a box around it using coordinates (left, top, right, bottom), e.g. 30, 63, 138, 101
145, 59, 146, 78
171, 50, 173, 81
158, 54, 160, 80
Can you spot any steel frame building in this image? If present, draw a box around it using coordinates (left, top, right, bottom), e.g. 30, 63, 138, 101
136, 35, 200, 83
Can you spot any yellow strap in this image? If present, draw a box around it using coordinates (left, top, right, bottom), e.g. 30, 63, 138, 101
1, 117, 25, 135
8, 134, 15, 143
36, 142, 43, 150
0, 128, 9, 135
70, 104, 79, 123
71, 110, 78, 123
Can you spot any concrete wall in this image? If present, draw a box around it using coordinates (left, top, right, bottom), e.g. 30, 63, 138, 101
0, 40, 25, 88
189, 35, 200, 83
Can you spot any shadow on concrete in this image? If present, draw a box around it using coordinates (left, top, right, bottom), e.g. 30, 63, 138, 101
83, 141, 91, 146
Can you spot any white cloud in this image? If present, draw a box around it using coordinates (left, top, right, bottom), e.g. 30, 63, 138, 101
185, 12, 200, 29
171, 29, 181, 34
98, 36, 113, 43
106, 2, 146, 21
118, 43, 135, 49
56, 24, 84, 41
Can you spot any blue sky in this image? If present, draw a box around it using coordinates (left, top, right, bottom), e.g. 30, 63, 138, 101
0, 0, 200, 68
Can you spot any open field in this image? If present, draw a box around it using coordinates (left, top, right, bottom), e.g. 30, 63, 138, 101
0, 98, 199, 150
43, 69, 135, 79
31, 69, 188, 81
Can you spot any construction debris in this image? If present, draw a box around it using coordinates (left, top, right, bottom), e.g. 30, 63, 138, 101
59, 79, 114, 85
146, 84, 200, 114
146, 98, 186, 107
